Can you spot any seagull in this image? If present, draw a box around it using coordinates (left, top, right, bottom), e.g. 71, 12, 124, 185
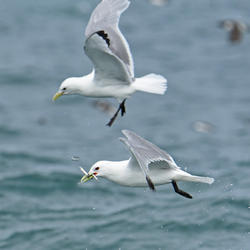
52, 0, 167, 126
219, 19, 249, 43
80, 130, 214, 199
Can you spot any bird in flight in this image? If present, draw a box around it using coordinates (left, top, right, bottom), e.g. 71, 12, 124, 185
219, 19, 249, 43
53, 0, 167, 126
80, 130, 214, 199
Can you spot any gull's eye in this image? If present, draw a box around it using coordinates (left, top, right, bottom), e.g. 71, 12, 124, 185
95, 167, 100, 171
62, 87, 66, 91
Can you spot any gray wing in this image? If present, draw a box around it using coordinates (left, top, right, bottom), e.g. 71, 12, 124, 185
119, 130, 179, 190
84, 33, 132, 83
85, 0, 134, 80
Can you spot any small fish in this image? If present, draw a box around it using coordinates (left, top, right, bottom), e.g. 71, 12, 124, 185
80, 167, 98, 182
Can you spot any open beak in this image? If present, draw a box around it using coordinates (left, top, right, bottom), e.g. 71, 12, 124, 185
52, 91, 64, 101
79, 167, 97, 183
81, 174, 94, 183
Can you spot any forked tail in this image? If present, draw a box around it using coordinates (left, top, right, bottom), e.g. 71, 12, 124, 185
133, 74, 167, 95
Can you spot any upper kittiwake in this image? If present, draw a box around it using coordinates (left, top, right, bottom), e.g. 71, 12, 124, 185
52, 0, 167, 126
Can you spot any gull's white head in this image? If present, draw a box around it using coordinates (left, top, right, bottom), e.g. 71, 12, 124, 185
80, 161, 111, 183
52, 78, 81, 101
53, 72, 94, 101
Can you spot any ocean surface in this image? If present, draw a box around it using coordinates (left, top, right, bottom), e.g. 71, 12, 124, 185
1, 0, 250, 249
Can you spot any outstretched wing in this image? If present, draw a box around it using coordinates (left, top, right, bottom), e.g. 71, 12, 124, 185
84, 0, 134, 83
119, 130, 179, 190
84, 33, 132, 83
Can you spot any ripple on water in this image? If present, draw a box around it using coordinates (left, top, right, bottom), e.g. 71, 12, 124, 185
0, 150, 64, 164
0, 125, 21, 137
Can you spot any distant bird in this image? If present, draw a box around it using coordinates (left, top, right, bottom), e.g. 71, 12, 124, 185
53, 0, 167, 126
80, 130, 214, 199
219, 19, 249, 43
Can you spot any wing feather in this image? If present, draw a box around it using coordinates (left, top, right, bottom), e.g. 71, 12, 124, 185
121, 130, 178, 168
85, 0, 134, 77
84, 33, 132, 83
119, 130, 179, 190
119, 137, 155, 190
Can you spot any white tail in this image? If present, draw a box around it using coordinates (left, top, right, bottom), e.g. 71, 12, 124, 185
186, 175, 214, 184
133, 74, 167, 95
176, 172, 214, 184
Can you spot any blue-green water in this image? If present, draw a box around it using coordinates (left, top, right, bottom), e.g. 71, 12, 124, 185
1, 0, 250, 249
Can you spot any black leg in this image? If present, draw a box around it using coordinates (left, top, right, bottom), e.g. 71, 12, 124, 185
120, 99, 126, 116
146, 175, 155, 191
106, 108, 120, 127
106, 99, 126, 127
171, 180, 192, 199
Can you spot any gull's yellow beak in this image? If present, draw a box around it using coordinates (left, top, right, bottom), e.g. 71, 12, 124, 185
52, 91, 64, 101
81, 174, 94, 183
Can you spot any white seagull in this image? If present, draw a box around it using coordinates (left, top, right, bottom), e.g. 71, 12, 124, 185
52, 0, 167, 126
80, 130, 214, 199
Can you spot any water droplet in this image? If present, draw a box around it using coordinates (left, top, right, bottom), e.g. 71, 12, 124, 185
192, 120, 214, 133
72, 156, 80, 161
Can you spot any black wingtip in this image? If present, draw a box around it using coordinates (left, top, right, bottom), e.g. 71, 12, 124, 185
96, 30, 110, 46
146, 176, 155, 191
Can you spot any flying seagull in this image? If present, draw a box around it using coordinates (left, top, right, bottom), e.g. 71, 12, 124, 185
53, 0, 167, 126
80, 130, 214, 199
